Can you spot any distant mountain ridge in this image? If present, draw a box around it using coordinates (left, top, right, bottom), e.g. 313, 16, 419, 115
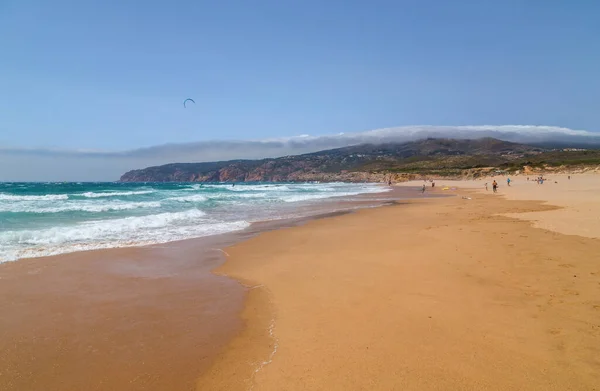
120, 137, 563, 182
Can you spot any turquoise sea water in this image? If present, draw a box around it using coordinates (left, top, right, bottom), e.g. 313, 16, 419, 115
0, 182, 389, 262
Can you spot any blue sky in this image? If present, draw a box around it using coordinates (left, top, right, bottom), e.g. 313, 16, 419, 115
1, 0, 600, 180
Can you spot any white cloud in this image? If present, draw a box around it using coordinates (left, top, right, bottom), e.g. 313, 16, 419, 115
2, 125, 599, 181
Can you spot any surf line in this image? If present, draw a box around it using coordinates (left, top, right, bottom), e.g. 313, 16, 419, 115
212, 248, 230, 257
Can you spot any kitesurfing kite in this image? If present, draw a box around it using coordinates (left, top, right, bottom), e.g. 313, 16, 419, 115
183, 98, 195, 108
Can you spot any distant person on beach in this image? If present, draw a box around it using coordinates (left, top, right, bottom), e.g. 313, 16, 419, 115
422, 184, 426, 193
507, 178, 511, 186
492, 180, 498, 193
568, 175, 571, 180
432, 182, 435, 188
485, 182, 488, 191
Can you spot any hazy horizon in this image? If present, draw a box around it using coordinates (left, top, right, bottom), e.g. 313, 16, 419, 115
2, 124, 600, 182
2, 1, 600, 181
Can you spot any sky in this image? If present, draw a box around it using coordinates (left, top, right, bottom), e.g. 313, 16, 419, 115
1, 0, 600, 181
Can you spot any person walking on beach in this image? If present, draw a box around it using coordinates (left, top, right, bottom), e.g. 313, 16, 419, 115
507, 177, 511, 186
422, 184, 426, 193
492, 180, 498, 193
485, 182, 488, 191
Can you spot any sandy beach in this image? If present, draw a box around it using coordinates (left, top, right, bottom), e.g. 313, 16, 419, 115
0, 188, 417, 390
401, 174, 600, 239
5, 1, 600, 389
2, 178, 599, 390
198, 175, 600, 390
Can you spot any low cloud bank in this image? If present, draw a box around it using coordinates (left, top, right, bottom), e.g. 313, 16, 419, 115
2, 125, 600, 181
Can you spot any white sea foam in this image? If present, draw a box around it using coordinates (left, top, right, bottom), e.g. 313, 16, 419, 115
230, 184, 292, 192
214, 192, 269, 199
0, 182, 390, 263
1, 209, 205, 244
0, 209, 250, 262
167, 194, 208, 202
0, 201, 161, 213
78, 190, 154, 198
204, 184, 292, 192
0, 193, 69, 201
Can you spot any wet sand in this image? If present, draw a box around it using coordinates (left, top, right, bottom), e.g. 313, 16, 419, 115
198, 177, 600, 390
0, 238, 246, 391
0, 186, 421, 391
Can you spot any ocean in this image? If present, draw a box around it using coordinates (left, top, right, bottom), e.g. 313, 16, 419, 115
0, 182, 390, 262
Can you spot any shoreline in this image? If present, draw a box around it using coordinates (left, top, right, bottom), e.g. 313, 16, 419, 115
4, 175, 599, 390
0, 186, 429, 391
198, 175, 600, 390
0, 183, 409, 265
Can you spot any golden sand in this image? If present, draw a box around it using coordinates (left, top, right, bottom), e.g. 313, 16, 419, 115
2, 176, 599, 390
401, 174, 600, 238
199, 176, 600, 390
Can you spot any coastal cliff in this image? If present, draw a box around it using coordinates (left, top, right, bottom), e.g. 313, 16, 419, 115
119, 137, 600, 182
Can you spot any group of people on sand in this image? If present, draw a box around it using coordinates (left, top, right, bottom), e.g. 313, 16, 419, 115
386, 177, 436, 194
526, 175, 561, 184
483, 173, 575, 194
528, 176, 546, 184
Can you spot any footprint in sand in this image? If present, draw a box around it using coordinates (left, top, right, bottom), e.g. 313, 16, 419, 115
563, 289, 580, 296
549, 328, 562, 336
559, 263, 574, 268
547, 296, 565, 306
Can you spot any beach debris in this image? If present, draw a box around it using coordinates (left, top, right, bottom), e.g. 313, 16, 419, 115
183, 98, 195, 108
461, 196, 472, 200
